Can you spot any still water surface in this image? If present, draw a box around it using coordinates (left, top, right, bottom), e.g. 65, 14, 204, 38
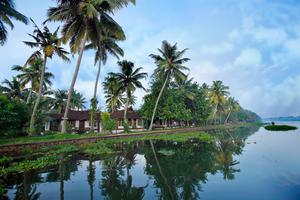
2, 123, 300, 200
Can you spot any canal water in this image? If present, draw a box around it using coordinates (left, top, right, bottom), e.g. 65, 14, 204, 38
1, 123, 300, 200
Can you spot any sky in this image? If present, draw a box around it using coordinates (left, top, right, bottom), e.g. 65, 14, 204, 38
1, 0, 300, 118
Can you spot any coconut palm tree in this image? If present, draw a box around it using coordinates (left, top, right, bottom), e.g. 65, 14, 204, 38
12, 58, 54, 104
24, 20, 69, 135
148, 41, 190, 130
209, 80, 230, 124
0, 77, 24, 100
50, 89, 68, 113
224, 97, 240, 124
103, 75, 124, 112
46, 0, 135, 133
109, 60, 147, 123
86, 29, 124, 130
174, 76, 195, 101
0, 0, 28, 45
71, 90, 86, 111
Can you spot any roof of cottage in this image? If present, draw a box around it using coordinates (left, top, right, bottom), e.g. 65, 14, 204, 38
50, 110, 101, 121
111, 107, 142, 119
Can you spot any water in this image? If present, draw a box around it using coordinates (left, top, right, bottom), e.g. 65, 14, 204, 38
1, 123, 300, 200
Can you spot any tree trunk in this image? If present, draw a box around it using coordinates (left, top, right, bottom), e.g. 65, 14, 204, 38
61, 32, 88, 133
90, 62, 101, 132
124, 88, 129, 123
29, 56, 47, 136
224, 110, 231, 124
26, 79, 33, 104
148, 74, 169, 131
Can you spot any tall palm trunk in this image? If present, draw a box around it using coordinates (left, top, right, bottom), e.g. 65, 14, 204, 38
124, 88, 129, 123
224, 110, 231, 124
90, 62, 101, 132
61, 32, 88, 133
26, 78, 33, 104
29, 56, 47, 136
149, 74, 169, 131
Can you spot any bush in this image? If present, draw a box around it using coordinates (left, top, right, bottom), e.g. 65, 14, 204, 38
0, 95, 30, 136
264, 125, 297, 131
101, 112, 116, 134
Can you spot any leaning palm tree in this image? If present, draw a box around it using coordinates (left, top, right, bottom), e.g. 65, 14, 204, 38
148, 41, 190, 130
86, 29, 124, 130
224, 97, 240, 124
109, 60, 147, 123
103, 75, 124, 112
0, 0, 28, 45
46, 0, 135, 133
24, 19, 69, 135
0, 77, 23, 100
209, 80, 230, 124
12, 58, 54, 104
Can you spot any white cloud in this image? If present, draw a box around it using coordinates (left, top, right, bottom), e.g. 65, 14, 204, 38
234, 48, 262, 67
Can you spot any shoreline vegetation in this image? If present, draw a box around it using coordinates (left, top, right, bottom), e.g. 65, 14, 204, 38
0, 123, 260, 146
0, 123, 261, 179
264, 124, 297, 131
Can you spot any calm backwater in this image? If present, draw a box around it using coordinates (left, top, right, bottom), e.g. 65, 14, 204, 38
2, 123, 300, 200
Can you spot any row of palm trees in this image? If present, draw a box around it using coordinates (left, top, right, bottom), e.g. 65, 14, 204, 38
1, 0, 136, 135
1, 0, 240, 135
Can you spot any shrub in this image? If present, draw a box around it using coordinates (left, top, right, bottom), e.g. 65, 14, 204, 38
264, 125, 297, 131
0, 95, 30, 136
101, 112, 116, 134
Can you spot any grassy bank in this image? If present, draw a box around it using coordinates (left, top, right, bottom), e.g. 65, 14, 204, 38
0, 123, 260, 146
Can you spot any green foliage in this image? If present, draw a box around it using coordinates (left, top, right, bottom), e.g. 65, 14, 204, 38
101, 112, 116, 133
0, 156, 13, 165
81, 142, 115, 156
264, 125, 297, 131
40, 144, 79, 155
0, 95, 30, 136
0, 156, 59, 176
123, 121, 130, 133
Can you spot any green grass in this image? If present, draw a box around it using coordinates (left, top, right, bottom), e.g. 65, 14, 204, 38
264, 125, 298, 131
0, 123, 260, 146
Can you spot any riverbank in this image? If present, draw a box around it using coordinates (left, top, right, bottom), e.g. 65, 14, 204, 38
0, 123, 261, 153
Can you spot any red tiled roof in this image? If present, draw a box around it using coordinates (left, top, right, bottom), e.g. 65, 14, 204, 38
111, 108, 142, 119
50, 110, 101, 121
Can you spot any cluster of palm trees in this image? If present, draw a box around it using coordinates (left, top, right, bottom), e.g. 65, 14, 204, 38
1, 0, 243, 136
0, 0, 136, 135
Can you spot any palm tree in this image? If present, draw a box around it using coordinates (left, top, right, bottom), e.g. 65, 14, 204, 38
148, 40, 190, 130
174, 76, 195, 101
12, 58, 54, 104
46, 0, 135, 133
24, 20, 69, 135
71, 90, 86, 111
50, 89, 68, 113
103, 75, 124, 112
109, 60, 147, 123
0, 0, 28, 45
0, 77, 23, 100
224, 97, 239, 124
209, 80, 230, 124
86, 29, 124, 130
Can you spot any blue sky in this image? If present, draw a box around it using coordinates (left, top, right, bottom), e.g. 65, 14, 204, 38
1, 0, 300, 118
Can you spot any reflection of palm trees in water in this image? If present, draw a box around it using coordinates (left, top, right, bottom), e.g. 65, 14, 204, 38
100, 143, 147, 200
149, 140, 176, 200
87, 158, 96, 200
13, 171, 41, 200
